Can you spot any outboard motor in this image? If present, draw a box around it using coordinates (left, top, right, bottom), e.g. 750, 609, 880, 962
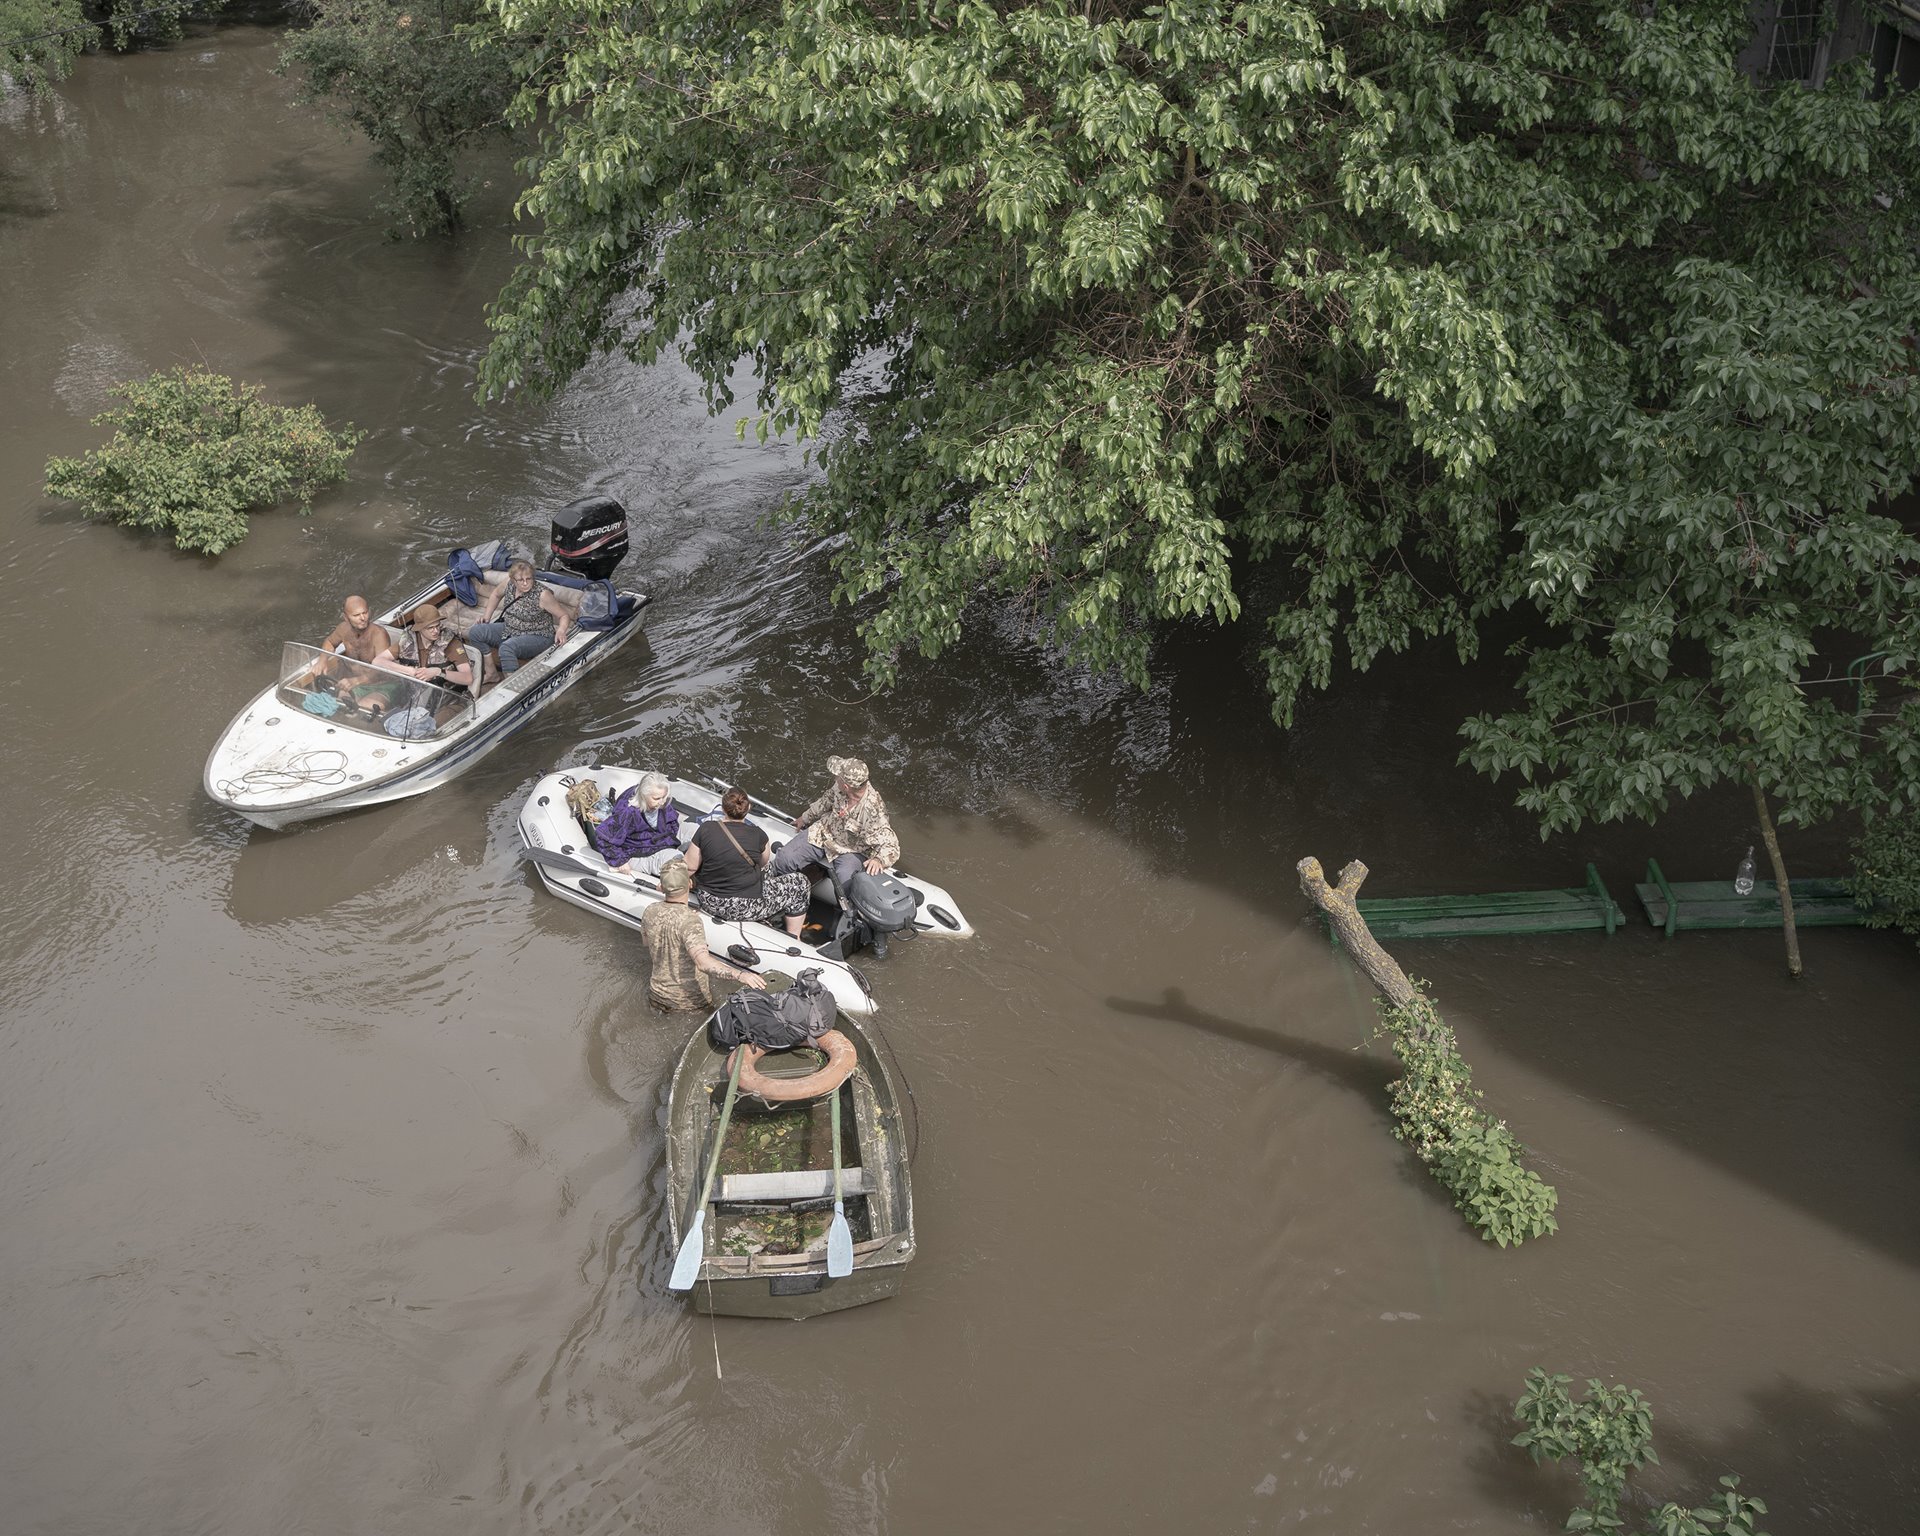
549, 496, 630, 580
846, 871, 917, 936
816, 870, 918, 962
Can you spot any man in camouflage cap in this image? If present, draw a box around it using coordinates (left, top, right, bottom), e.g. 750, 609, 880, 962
771, 754, 903, 953
638, 858, 766, 1011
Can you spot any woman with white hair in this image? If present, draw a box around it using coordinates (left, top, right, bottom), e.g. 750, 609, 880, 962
594, 771, 682, 876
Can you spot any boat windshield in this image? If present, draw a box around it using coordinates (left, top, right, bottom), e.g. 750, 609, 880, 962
275, 642, 476, 739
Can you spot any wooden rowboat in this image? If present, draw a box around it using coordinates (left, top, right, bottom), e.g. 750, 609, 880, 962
664, 1013, 916, 1319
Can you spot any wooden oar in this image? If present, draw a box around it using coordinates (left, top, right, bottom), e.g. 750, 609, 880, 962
826, 1085, 854, 1279
669, 1046, 746, 1294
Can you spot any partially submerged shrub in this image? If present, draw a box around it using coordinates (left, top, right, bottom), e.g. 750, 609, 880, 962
1375, 991, 1558, 1247
1514, 1369, 1771, 1535
45, 368, 361, 555
277, 0, 523, 238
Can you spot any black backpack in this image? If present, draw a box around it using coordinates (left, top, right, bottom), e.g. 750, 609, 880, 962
709, 968, 837, 1051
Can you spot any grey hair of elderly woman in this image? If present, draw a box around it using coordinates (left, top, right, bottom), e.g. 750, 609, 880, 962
637, 771, 669, 800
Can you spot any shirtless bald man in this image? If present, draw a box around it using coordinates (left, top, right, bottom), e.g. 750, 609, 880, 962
319, 596, 387, 665
301, 595, 390, 699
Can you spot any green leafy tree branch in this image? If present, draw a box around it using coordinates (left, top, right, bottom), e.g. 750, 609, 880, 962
2, 0, 224, 97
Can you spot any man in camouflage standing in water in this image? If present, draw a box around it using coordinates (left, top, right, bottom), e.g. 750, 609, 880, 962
639, 859, 766, 1012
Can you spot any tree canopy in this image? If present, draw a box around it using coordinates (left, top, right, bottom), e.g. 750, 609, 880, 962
1, 0, 218, 96
480, 0, 1920, 835
279, 0, 526, 237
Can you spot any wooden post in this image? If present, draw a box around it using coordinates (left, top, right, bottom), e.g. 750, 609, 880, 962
1297, 857, 1417, 1010
1750, 777, 1803, 979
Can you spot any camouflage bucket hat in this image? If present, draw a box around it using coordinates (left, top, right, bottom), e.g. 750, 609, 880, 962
827, 755, 870, 787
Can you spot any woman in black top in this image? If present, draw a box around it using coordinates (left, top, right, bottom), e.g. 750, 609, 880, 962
684, 788, 811, 936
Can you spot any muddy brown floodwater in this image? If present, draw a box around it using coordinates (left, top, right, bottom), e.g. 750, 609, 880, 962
2, 28, 1917, 1536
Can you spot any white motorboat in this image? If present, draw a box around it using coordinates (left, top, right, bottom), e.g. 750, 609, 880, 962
205, 500, 650, 830
516, 768, 973, 1016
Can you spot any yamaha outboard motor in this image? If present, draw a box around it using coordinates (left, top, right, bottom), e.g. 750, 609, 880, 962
549, 496, 630, 580
817, 870, 918, 962
846, 871, 917, 935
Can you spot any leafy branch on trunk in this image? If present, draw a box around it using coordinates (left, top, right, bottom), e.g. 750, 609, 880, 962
1299, 857, 1557, 1248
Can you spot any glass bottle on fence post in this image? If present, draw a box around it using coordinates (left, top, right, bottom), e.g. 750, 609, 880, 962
1734, 845, 1757, 896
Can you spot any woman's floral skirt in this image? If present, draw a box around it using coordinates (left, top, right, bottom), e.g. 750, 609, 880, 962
694, 870, 811, 925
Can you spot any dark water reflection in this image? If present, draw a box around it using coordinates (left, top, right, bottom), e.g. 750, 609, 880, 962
2, 28, 1918, 1536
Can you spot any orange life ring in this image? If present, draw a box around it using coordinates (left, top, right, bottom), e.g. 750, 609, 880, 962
728, 1030, 859, 1102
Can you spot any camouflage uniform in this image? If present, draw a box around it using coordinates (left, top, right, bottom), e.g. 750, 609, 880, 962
640, 901, 712, 1012
798, 780, 900, 868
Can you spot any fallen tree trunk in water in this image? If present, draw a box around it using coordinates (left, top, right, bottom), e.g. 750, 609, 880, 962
1297, 854, 1559, 1247
1296, 857, 1415, 1009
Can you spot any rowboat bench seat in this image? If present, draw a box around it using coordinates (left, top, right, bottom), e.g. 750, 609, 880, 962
716, 1168, 866, 1203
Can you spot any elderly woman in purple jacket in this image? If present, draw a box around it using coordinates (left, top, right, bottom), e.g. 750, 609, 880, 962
595, 772, 682, 876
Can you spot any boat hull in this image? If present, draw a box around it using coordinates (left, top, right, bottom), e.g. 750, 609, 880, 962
665, 1014, 915, 1320
685, 1249, 911, 1319
205, 578, 649, 829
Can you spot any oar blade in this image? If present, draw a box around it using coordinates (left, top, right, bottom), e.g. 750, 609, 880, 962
668, 1212, 707, 1293
826, 1204, 854, 1279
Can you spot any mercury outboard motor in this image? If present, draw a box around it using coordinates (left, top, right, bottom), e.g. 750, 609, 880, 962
549, 495, 630, 580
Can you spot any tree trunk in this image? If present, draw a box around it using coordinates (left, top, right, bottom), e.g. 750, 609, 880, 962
1297, 857, 1418, 1011
1750, 776, 1802, 979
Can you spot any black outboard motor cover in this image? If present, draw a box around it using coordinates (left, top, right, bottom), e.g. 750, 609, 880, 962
846, 871, 916, 934
550, 496, 630, 580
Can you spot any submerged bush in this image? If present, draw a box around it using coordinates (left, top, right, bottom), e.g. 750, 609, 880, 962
1374, 991, 1557, 1247
1849, 816, 1920, 951
44, 368, 361, 555
1514, 1369, 1771, 1535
